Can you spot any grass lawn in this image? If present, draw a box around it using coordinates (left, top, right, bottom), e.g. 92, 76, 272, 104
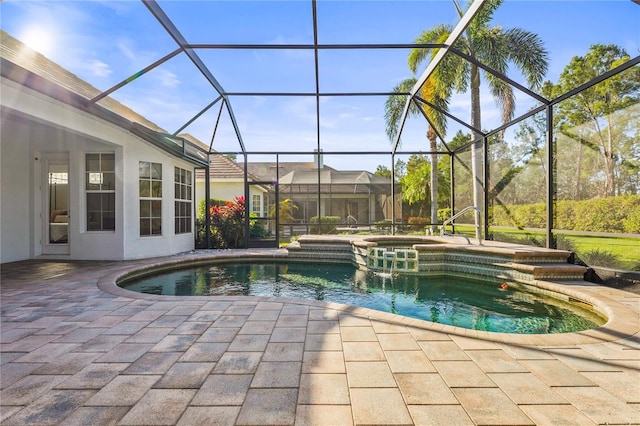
450, 225, 640, 271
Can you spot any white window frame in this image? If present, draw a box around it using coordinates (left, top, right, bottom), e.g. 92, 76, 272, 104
85, 153, 115, 231
174, 166, 192, 234
139, 161, 162, 236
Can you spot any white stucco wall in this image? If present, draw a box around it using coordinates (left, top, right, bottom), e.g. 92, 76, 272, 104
0, 117, 31, 263
122, 143, 195, 260
1, 77, 197, 262
194, 179, 266, 218
195, 179, 244, 207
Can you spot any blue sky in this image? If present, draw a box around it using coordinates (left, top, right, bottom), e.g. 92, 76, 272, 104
2, 0, 639, 171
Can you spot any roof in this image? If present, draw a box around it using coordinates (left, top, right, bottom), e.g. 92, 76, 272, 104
278, 169, 398, 194
247, 162, 336, 182
1, 30, 164, 133
1, 30, 208, 167
179, 133, 256, 180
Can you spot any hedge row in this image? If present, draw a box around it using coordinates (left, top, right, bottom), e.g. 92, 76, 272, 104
490, 195, 640, 233
309, 216, 341, 234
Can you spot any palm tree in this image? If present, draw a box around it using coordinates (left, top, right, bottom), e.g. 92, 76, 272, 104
386, 75, 450, 235
386, 0, 548, 235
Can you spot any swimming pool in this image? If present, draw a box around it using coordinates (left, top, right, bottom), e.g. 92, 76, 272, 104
119, 261, 605, 334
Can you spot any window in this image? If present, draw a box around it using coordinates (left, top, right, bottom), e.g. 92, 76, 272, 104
174, 167, 192, 234
86, 153, 115, 231
139, 161, 162, 236
251, 194, 261, 215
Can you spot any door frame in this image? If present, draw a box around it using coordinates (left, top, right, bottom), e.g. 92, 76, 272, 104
41, 153, 70, 255
246, 181, 279, 248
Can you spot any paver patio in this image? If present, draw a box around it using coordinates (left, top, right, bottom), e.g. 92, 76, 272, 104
1, 249, 639, 425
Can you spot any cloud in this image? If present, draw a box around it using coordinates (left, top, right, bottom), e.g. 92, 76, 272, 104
155, 69, 180, 88
250, 96, 267, 108
117, 40, 137, 62
338, 112, 356, 120
267, 35, 315, 60
284, 97, 317, 125
84, 59, 112, 78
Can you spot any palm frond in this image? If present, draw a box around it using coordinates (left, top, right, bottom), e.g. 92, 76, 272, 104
467, 0, 504, 31
384, 78, 418, 142
504, 28, 549, 89
419, 78, 450, 136
487, 73, 516, 124
409, 24, 452, 74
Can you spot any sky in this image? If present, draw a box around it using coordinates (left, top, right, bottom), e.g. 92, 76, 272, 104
2, 0, 639, 172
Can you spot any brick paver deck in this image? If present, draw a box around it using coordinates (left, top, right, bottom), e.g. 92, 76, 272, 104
1, 250, 639, 425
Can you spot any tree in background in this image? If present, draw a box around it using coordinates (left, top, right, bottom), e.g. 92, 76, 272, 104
438, 130, 473, 208
401, 154, 430, 218
545, 44, 640, 198
385, 65, 450, 233
413, 0, 548, 223
385, 0, 548, 233
374, 165, 392, 179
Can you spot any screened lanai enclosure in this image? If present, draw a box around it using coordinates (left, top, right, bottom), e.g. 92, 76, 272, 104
2, 0, 638, 270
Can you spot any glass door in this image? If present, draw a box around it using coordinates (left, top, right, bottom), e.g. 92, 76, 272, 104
43, 160, 70, 254
247, 182, 278, 248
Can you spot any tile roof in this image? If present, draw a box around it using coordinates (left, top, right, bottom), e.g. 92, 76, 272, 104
179, 133, 253, 180
247, 162, 335, 182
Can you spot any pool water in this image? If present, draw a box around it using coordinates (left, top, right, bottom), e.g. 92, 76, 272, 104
120, 262, 605, 334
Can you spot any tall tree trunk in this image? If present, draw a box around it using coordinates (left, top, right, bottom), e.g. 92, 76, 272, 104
574, 140, 583, 199
592, 115, 616, 197
428, 127, 438, 234
604, 117, 616, 196
470, 64, 483, 236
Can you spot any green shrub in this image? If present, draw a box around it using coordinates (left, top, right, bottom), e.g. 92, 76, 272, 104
197, 198, 227, 219
196, 196, 245, 248
408, 216, 428, 231
514, 203, 545, 229
490, 230, 543, 247
555, 234, 576, 252
196, 198, 273, 247
373, 219, 393, 230
249, 213, 271, 239
488, 195, 640, 233
624, 208, 640, 234
437, 208, 451, 222
309, 216, 341, 234
576, 248, 621, 269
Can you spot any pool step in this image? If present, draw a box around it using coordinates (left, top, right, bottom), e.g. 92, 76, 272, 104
286, 238, 353, 263
286, 235, 588, 283
503, 262, 588, 280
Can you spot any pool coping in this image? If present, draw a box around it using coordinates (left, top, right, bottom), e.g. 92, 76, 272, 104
97, 249, 640, 347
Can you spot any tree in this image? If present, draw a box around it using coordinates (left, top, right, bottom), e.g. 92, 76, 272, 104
391, 0, 548, 235
437, 131, 471, 209
374, 165, 392, 179
509, 112, 548, 203
385, 75, 449, 234
224, 153, 237, 162
401, 155, 430, 217
546, 44, 640, 198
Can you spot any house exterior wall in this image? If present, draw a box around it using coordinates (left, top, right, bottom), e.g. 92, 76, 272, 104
121, 143, 195, 260
0, 117, 31, 263
1, 77, 196, 262
194, 179, 266, 218
195, 179, 244, 207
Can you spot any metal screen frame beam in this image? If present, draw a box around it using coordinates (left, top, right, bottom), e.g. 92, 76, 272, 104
186, 43, 446, 50
173, 95, 223, 136
142, 0, 246, 153
88, 48, 182, 105
449, 47, 549, 104
391, 0, 487, 155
